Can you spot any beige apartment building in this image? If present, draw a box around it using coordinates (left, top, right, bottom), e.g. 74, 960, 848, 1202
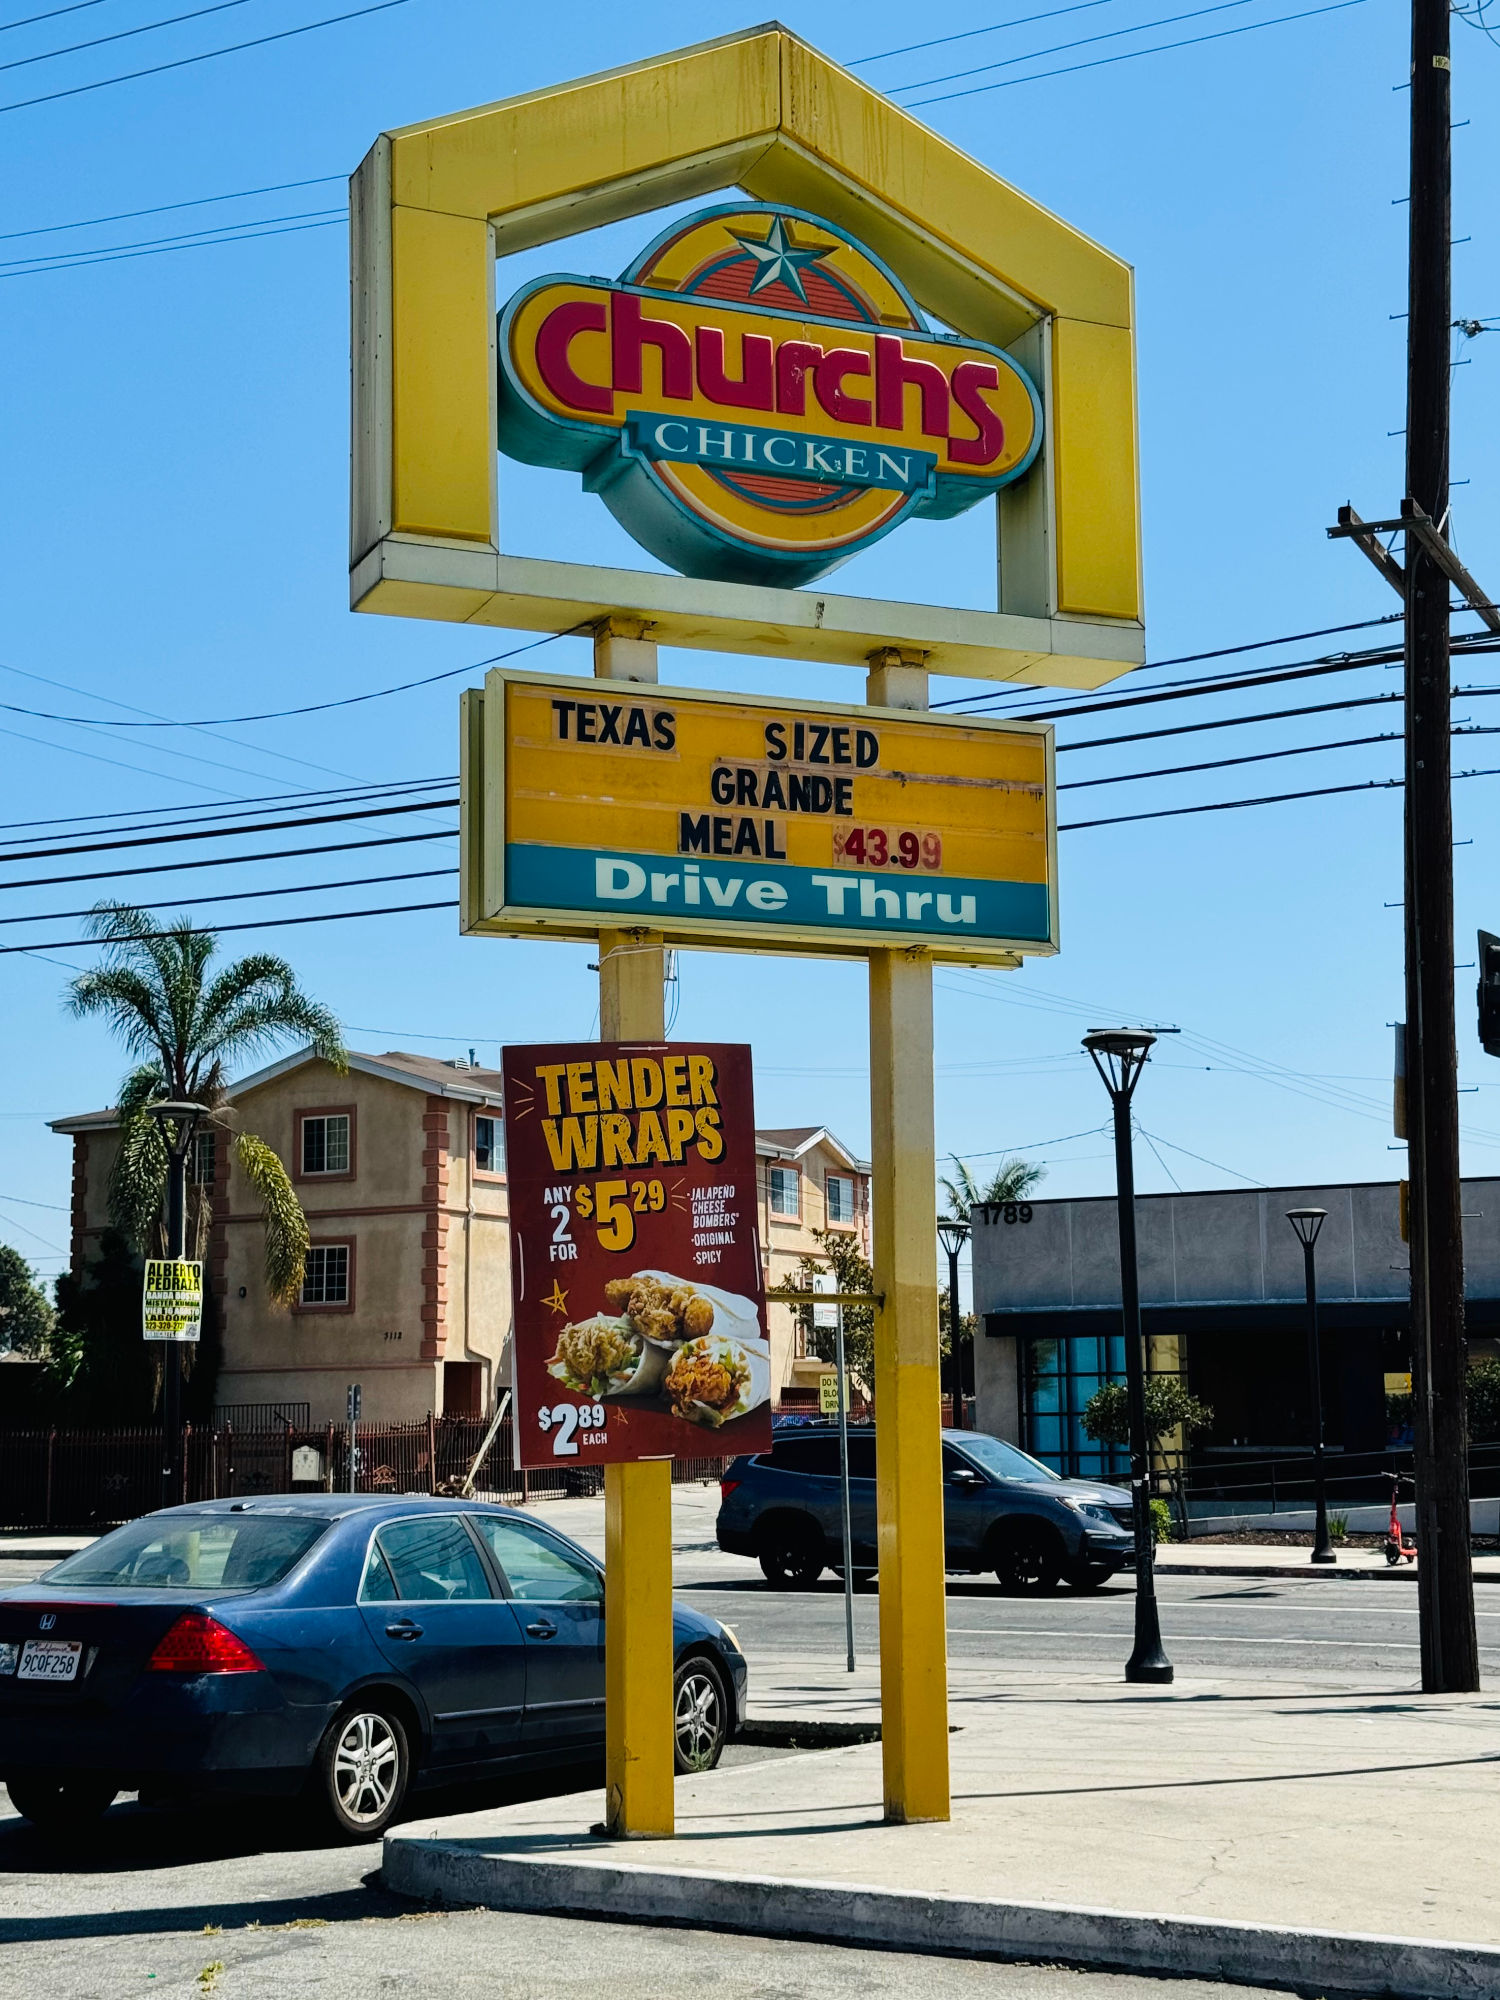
53, 1054, 869, 1424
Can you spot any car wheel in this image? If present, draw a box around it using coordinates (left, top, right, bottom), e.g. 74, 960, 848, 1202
1066, 1562, 1114, 1593
993, 1523, 1063, 1595
5, 1773, 117, 1831
314, 1702, 410, 1840
757, 1518, 825, 1590
674, 1657, 728, 1773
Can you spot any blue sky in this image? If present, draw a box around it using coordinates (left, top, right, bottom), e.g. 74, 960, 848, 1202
1, 0, 1497, 1299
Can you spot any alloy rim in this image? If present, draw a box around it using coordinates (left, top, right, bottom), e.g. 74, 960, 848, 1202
675, 1671, 722, 1769
333, 1711, 399, 1824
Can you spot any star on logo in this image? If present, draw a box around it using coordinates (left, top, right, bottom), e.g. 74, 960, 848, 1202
542, 1280, 570, 1317
728, 215, 832, 305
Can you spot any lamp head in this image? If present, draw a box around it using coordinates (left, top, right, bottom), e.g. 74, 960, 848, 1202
1082, 1028, 1157, 1103
146, 1100, 210, 1155
1285, 1207, 1327, 1249
937, 1218, 971, 1259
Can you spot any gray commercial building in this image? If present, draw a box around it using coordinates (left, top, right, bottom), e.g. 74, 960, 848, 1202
972, 1178, 1500, 1486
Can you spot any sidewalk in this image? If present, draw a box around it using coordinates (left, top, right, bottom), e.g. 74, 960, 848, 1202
386, 1656, 1500, 1998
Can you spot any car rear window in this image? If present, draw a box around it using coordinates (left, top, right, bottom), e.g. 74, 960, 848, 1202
44, 1515, 328, 1591
765, 1435, 844, 1476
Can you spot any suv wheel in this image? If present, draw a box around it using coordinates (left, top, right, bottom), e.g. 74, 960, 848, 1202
993, 1522, 1062, 1595
1067, 1562, 1114, 1592
5, 1773, 117, 1831
673, 1657, 728, 1772
757, 1517, 825, 1589
314, 1702, 410, 1839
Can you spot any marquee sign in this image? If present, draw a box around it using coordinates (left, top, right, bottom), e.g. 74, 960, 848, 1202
497, 205, 1042, 589
461, 669, 1056, 963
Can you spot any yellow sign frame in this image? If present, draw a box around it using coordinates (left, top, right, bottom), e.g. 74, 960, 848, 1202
461, 668, 1057, 965
351, 24, 1144, 689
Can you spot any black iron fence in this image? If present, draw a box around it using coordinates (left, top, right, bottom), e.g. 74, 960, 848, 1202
1171, 1441, 1500, 1522
0, 1419, 732, 1530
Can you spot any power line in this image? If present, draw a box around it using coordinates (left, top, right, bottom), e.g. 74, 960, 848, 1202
1056, 688, 1406, 751
904, 0, 1377, 103
0, 205, 343, 272
1057, 729, 1403, 790
0, 625, 578, 726
895, 0, 1272, 93
2, 211, 342, 277
0, 0, 416, 115
0, 827, 453, 894
0, 795, 456, 867
0, 897, 457, 954
1058, 763, 1500, 832
0, 775, 455, 841
1, 0, 107, 34
851, 0, 1121, 65
0, 172, 343, 241
0, 0, 260, 77
0, 864, 457, 927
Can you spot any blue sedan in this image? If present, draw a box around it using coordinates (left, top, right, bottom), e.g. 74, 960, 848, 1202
0, 1494, 746, 1838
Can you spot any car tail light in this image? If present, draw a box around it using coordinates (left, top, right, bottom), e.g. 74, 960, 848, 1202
147, 1613, 264, 1674
720, 1478, 741, 1501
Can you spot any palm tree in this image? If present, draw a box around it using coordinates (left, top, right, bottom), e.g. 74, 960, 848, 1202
939, 1153, 1046, 1222
67, 902, 347, 1305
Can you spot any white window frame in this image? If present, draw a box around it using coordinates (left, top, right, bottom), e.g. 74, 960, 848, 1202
825, 1173, 855, 1225
769, 1165, 800, 1220
474, 1113, 504, 1175
301, 1112, 351, 1177
301, 1242, 351, 1307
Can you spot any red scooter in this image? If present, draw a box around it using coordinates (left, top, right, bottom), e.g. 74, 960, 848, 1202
1384, 1472, 1417, 1566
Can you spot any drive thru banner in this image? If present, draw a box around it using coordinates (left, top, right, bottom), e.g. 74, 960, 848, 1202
501, 1040, 771, 1469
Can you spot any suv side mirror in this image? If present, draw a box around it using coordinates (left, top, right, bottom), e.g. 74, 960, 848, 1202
949, 1467, 985, 1488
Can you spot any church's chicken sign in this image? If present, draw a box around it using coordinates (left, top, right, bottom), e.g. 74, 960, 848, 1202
497, 203, 1041, 588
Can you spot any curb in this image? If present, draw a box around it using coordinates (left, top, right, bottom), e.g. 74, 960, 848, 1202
381, 1839, 1500, 2000
738, 1720, 882, 1748
1157, 1560, 1500, 1584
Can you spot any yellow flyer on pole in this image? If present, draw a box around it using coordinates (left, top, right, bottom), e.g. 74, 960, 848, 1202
142, 1260, 204, 1342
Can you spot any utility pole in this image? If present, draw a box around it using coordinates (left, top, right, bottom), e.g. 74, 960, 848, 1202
1403, 0, 1479, 1691
1328, 0, 1489, 1692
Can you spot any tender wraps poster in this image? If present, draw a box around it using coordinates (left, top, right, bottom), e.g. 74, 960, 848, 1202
502, 1041, 772, 1468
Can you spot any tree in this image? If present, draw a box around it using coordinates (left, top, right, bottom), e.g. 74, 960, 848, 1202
66, 902, 347, 1308
1082, 1377, 1214, 1540
773, 1228, 876, 1402
0, 1244, 54, 1353
939, 1153, 1046, 1222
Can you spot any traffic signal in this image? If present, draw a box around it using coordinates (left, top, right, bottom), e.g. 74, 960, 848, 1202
1480, 932, 1500, 1058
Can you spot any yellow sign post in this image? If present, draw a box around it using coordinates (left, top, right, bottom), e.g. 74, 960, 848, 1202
353, 24, 1143, 1835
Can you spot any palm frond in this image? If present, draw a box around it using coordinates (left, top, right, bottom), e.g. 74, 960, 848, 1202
235, 1133, 309, 1307
197, 955, 347, 1077
109, 1108, 168, 1250
938, 1155, 985, 1221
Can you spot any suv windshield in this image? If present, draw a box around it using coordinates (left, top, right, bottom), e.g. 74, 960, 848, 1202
955, 1435, 1061, 1483
43, 1515, 328, 1591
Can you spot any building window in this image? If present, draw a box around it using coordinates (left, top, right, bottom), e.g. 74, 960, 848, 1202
1021, 1332, 1129, 1481
301, 1243, 351, 1307
300, 1112, 351, 1177
190, 1130, 217, 1187
826, 1173, 855, 1225
475, 1114, 504, 1175
769, 1166, 800, 1219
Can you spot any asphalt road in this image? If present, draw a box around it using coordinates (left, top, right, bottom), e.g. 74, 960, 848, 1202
0, 1525, 1479, 1995
674, 1564, 1500, 1683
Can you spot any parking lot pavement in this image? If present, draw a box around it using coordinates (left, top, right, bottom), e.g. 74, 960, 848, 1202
0, 1788, 1284, 2000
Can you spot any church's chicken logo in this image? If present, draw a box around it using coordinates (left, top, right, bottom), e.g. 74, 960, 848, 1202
496, 204, 1042, 589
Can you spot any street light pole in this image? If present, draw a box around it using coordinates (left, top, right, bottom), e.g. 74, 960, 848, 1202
938, 1218, 971, 1430
1083, 1031, 1172, 1686
147, 1100, 208, 1510
1287, 1209, 1335, 1565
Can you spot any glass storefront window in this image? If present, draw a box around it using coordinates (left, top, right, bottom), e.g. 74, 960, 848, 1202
1022, 1332, 1129, 1480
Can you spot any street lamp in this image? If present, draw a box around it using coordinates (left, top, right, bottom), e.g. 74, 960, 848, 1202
1286, 1208, 1335, 1565
938, 1217, 971, 1429
1082, 1030, 1172, 1685
147, 1100, 209, 1508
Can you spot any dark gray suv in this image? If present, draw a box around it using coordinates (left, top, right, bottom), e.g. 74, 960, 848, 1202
716, 1427, 1134, 1593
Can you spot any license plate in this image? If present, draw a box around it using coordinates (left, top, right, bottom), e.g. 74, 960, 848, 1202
18, 1640, 82, 1683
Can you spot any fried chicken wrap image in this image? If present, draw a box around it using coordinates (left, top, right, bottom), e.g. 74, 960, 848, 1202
545, 1314, 668, 1399
604, 1271, 763, 1353
664, 1333, 771, 1430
